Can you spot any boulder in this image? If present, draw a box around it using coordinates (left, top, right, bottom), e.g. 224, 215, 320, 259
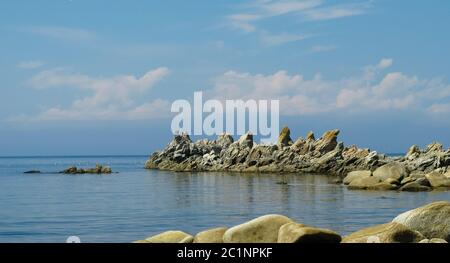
373, 162, 408, 181
194, 227, 227, 243
277, 223, 341, 243
425, 171, 450, 188
342, 222, 425, 243
392, 201, 450, 241
348, 176, 381, 190
223, 214, 293, 243
400, 182, 431, 192
343, 170, 372, 185
277, 127, 293, 147
144, 230, 194, 243
63, 166, 78, 174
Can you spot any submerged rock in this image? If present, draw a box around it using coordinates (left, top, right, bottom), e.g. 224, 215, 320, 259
23, 170, 41, 174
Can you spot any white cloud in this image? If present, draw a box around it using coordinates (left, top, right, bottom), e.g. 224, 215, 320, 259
226, 0, 372, 45
10, 67, 171, 121
17, 60, 45, 69
303, 2, 370, 21
22, 26, 95, 41
210, 58, 450, 115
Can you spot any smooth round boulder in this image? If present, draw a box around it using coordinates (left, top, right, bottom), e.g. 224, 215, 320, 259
342, 222, 424, 243
277, 223, 341, 243
223, 214, 293, 243
343, 170, 372, 185
425, 171, 450, 188
392, 201, 450, 241
373, 162, 408, 182
348, 176, 380, 190
144, 230, 193, 243
194, 227, 227, 243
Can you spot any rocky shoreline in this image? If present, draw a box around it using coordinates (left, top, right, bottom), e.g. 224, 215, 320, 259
135, 201, 450, 243
144, 127, 450, 191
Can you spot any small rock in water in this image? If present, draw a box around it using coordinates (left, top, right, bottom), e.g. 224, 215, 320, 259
24, 170, 41, 174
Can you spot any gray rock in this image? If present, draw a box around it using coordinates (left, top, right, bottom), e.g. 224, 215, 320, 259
343, 170, 372, 185
392, 201, 450, 241
425, 171, 450, 188
348, 176, 381, 190
373, 162, 408, 182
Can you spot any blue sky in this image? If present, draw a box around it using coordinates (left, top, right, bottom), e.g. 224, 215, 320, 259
1, 0, 450, 156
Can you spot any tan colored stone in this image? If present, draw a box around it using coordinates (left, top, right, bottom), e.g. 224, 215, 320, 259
342, 222, 424, 243
223, 214, 293, 243
194, 227, 227, 243
277, 223, 341, 243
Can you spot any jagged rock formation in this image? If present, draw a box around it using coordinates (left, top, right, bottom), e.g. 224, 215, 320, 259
60, 164, 113, 174
144, 127, 450, 191
145, 127, 389, 175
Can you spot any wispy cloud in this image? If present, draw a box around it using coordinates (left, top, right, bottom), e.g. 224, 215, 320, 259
303, 2, 371, 21
9, 67, 171, 121
225, 0, 372, 46
17, 60, 45, 69
20, 26, 96, 41
210, 58, 450, 116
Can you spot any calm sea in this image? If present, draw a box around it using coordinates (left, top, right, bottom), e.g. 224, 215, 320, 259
0, 156, 448, 243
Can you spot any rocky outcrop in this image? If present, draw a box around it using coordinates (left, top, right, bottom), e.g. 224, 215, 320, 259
392, 201, 450, 241
145, 128, 390, 176
60, 164, 113, 174
145, 128, 450, 192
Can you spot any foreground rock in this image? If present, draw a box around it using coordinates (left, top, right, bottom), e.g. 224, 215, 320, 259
142, 231, 193, 243
277, 223, 341, 243
60, 164, 113, 174
136, 201, 450, 243
392, 201, 450, 241
145, 127, 450, 192
194, 227, 227, 243
223, 214, 293, 243
342, 222, 425, 243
